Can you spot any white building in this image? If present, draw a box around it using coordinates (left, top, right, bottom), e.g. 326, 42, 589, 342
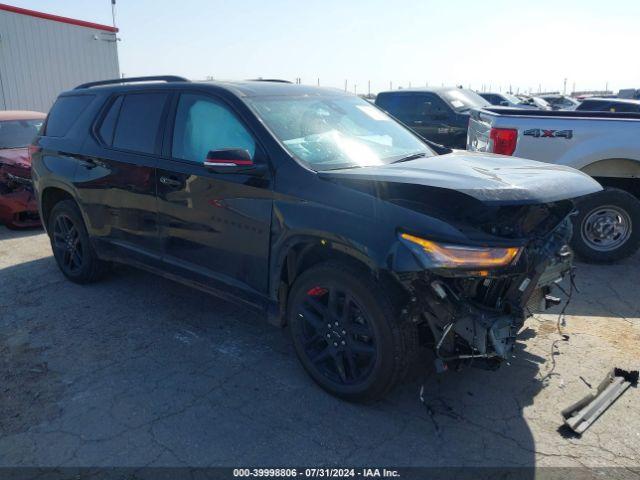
0, 4, 120, 112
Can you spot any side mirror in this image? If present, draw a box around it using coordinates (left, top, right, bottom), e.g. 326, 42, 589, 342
499, 100, 510, 106
203, 148, 266, 175
205, 148, 253, 166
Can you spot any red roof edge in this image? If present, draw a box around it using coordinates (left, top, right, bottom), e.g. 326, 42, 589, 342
0, 3, 119, 32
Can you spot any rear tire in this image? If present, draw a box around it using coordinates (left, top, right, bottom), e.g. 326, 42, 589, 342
48, 199, 107, 283
287, 261, 418, 402
571, 188, 640, 263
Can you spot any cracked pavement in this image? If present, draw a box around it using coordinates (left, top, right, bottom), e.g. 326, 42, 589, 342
0, 226, 638, 469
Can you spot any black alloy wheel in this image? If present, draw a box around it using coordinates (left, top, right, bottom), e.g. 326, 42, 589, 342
296, 285, 377, 386
287, 261, 418, 401
48, 199, 107, 283
52, 213, 84, 275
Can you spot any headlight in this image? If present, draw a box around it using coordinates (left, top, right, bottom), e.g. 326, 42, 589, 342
400, 233, 521, 269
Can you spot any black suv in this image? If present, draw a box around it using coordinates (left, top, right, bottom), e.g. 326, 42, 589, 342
374, 87, 491, 148
32, 76, 600, 401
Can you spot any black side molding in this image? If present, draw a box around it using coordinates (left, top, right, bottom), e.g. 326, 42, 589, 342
74, 75, 189, 90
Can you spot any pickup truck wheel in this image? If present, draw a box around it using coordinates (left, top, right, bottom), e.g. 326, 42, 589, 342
287, 261, 417, 402
571, 188, 640, 263
48, 200, 107, 283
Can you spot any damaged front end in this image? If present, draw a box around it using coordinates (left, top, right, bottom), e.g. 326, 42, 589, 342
393, 200, 575, 371
0, 153, 40, 229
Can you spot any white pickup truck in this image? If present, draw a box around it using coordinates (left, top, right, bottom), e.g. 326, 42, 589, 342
467, 108, 640, 262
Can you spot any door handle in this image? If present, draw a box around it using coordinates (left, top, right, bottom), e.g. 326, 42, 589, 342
159, 176, 182, 188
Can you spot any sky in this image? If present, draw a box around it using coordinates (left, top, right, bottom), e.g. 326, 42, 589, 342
7, 0, 640, 94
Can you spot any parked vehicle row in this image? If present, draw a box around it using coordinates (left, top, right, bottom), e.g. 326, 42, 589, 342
478, 92, 539, 109
29, 76, 600, 400
539, 94, 580, 110
575, 97, 640, 113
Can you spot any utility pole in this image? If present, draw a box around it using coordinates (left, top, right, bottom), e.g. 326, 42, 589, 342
368, 80, 371, 96
605, 81, 609, 93
390, 80, 393, 90
317, 77, 320, 86
354, 84, 357, 95
111, 0, 117, 28
344, 79, 347, 92
563, 78, 567, 95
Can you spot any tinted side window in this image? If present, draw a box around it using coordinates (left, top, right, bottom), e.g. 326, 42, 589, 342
98, 95, 124, 145
423, 94, 449, 114
375, 94, 422, 122
113, 93, 169, 154
45, 95, 94, 137
171, 93, 256, 163
484, 94, 499, 105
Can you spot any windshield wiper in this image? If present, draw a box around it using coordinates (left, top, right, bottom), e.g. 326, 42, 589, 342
390, 152, 428, 164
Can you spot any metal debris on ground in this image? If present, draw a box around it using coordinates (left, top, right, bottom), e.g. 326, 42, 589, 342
561, 368, 639, 435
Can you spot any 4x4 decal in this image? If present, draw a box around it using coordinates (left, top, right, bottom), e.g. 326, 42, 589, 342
523, 128, 573, 139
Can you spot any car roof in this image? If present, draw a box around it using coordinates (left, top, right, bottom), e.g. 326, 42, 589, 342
376, 86, 464, 95
0, 110, 47, 121
68, 79, 350, 99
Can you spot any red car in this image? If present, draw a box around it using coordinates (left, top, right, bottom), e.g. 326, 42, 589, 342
0, 110, 46, 228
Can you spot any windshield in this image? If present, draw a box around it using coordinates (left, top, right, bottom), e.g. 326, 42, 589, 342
503, 93, 523, 105
0, 119, 43, 149
441, 89, 491, 111
532, 97, 551, 109
246, 95, 434, 171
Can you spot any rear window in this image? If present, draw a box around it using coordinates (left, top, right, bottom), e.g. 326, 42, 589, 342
45, 95, 94, 137
111, 93, 168, 154
0, 119, 44, 148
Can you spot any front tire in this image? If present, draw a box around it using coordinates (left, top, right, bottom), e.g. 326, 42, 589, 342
571, 188, 640, 263
48, 199, 107, 283
287, 261, 417, 401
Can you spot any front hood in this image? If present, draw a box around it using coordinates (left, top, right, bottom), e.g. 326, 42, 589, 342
0, 148, 30, 168
319, 151, 602, 205
0, 148, 31, 182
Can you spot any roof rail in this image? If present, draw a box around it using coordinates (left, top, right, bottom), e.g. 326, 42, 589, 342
74, 75, 189, 90
247, 78, 293, 84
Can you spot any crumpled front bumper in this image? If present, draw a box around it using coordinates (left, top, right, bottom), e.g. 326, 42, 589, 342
0, 175, 40, 229
400, 218, 574, 369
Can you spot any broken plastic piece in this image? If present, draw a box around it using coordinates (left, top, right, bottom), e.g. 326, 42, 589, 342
561, 368, 639, 435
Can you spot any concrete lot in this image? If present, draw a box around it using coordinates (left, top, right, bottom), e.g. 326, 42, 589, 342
1, 225, 638, 471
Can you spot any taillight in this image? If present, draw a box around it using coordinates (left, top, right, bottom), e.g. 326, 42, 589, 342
28, 145, 41, 162
489, 128, 518, 156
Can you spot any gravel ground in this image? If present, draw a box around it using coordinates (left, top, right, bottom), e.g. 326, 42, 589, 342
0, 226, 638, 473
